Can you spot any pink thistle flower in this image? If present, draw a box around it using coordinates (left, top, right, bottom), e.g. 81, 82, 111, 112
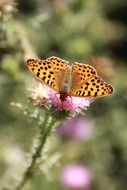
28, 83, 94, 115
48, 88, 94, 113
57, 116, 94, 140
60, 164, 93, 190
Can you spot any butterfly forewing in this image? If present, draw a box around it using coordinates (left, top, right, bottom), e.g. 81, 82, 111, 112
47, 56, 69, 72
26, 59, 59, 92
73, 63, 97, 80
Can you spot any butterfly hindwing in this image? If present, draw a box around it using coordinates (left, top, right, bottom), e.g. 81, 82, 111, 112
46, 56, 69, 91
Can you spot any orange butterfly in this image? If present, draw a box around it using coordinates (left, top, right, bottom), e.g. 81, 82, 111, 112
26, 56, 113, 101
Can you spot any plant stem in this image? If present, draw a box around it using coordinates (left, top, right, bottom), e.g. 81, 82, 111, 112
14, 114, 56, 190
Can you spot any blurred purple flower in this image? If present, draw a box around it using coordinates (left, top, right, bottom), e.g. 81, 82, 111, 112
48, 88, 94, 113
60, 164, 93, 190
57, 116, 94, 140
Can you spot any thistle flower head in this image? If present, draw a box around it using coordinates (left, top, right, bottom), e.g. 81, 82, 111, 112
28, 82, 49, 108
28, 82, 94, 116
48, 88, 93, 114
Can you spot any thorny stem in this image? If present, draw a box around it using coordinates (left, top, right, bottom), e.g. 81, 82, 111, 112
14, 114, 57, 190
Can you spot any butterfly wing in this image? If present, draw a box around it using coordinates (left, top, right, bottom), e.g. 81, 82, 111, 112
26, 58, 59, 92
26, 56, 69, 93
70, 63, 97, 92
69, 63, 113, 98
46, 56, 69, 91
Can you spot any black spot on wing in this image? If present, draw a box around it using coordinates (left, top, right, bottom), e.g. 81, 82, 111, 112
42, 76, 46, 81
37, 72, 40, 77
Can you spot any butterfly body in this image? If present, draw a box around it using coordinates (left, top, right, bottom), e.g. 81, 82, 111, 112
26, 56, 113, 101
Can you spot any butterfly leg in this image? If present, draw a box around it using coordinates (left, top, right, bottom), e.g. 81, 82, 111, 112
62, 96, 73, 110
69, 96, 73, 104
54, 93, 64, 110
54, 93, 60, 101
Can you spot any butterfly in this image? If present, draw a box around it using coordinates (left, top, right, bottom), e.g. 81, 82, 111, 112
26, 56, 113, 101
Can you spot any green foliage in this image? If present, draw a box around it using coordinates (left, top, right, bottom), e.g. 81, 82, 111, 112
0, 0, 127, 190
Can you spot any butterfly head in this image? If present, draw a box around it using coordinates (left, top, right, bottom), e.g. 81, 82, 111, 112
59, 91, 68, 102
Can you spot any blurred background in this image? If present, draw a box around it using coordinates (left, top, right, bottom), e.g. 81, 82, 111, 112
0, 0, 127, 190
